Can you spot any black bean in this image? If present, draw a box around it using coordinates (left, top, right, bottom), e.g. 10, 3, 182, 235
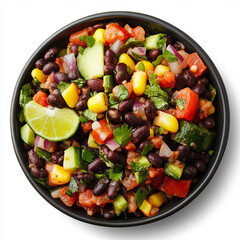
44, 47, 59, 62
118, 98, 134, 113
202, 89, 212, 100
70, 44, 79, 57
76, 94, 90, 111
115, 63, 128, 84
42, 62, 59, 75
164, 35, 173, 46
35, 58, 47, 70
107, 180, 121, 199
49, 82, 58, 93
132, 125, 150, 144
177, 145, 190, 161
76, 172, 94, 185
68, 69, 81, 81
203, 154, 210, 164
191, 177, 198, 187
85, 147, 99, 156
87, 78, 104, 92
51, 151, 64, 164
139, 140, 153, 152
133, 209, 143, 218
104, 63, 115, 75
149, 49, 160, 61
30, 166, 48, 178
24, 143, 32, 150
107, 108, 122, 124
104, 49, 116, 64
195, 160, 206, 173
145, 99, 157, 119
182, 165, 197, 179
183, 70, 197, 88
101, 204, 115, 219
198, 76, 209, 86
187, 151, 196, 164
28, 149, 45, 168
108, 150, 126, 166
124, 112, 144, 128
173, 42, 182, 51
55, 72, 69, 83
58, 155, 64, 166
121, 185, 127, 196
88, 158, 106, 173
47, 94, 67, 108
147, 153, 163, 168
81, 86, 90, 95
192, 84, 205, 96
202, 118, 215, 130
175, 73, 186, 90
93, 178, 109, 196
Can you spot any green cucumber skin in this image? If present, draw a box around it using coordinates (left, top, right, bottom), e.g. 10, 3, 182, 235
172, 120, 216, 152
165, 163, 183, 180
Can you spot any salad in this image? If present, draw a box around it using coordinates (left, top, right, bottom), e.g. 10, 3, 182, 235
19, 22, 216, 219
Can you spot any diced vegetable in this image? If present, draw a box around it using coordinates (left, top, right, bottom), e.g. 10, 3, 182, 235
87, 133, 98, 148
103, 75, 115, 92
187, 52, 207, 78
119, 53, 135, 70
113, 194, 128, 216
59, 187, 77, 207
87, 92, 108, 113
148, 192, 165, 208
31, 68, 48, 83
20, 124, 35, 147
34, 135, 57, 153
93, 28, 105, 43
132, 71, 147, 96
33, 91, 48, 107
139, 199, 152, 216
63, 146, 81, 171
165, 162, 185, 180
62, 83, 79, 108
154, 64, 170, 77
145, 33, 163, 50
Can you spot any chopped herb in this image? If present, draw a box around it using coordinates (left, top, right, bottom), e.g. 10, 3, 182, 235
117, 38, 145, 56
137, 62, 145, 71
116, 85, 129, 101
58, 48, 67, 57
141, 143, 154, 156
79, 36, 95, 48
108, 93, 119, 106
152, 55, 164, 67
57, 82, 70, 94
65, 177, 78, 197
208, 150, 214, 156
113, 69, 117, 75
99, 152, 114, 168
94, 173, 107, 180
150, 96, 168, 110
113, 123, 132, 146
71, 78, 85, 88
162, 49, 178, 62
34, 178, 52, 191
148, 73, 157, 86
78, 45, 84, 54
135, 188, 151, 208
131, 51, 147, 61
158, 126, 165, 135
176, 98, 185, 110
82, 109, 97, 121
36, 147, 51, 161
127, 66, 134, 75
18, 109, 25, 123
107, 165, 123, 181
90, 91, 97, 97
157, 37, 167, 51
81, 148, 95, 163
208, 83, 216, 102
130, 159, 151, 173
19, 83, 34, 107
79, 115, 89, 123
32, 77, 40, 86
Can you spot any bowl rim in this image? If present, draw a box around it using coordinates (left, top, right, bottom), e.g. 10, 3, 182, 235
10, 11, 230, 227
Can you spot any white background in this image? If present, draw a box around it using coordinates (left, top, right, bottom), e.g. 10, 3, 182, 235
1, 0, 239, 239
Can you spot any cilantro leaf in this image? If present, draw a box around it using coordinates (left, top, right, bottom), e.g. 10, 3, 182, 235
131, 51, 147, 61
34, 178, 53, 191
79, 36, 95, 48
150, 96, 168, 110
144, 82, 168, 100
57, 82, 70, 94
94, 173, 107, 180
162, 49, 178, 62
79, 115, 89, 123
135, 188, 151, 208
141, 143, 154, 156
148, 73, 157, 86
82, 109, 97, 121
208, 150, 214, 156
116, 85, 129, 101
137, 62, 145, 71
36, 147, 51, 161
18, 109, 25, 123
157, 37, 167, 51
152, 55, 164, 67
78, 45, 84, 54
32, 77, 40, 86
176, 98, 185, 110
208, 83, 216, 102
65, 177, 78, 197
19, 83, 34, 107
108, 93, 119, 107
113, 123, 132, 146
107, 165, 123, 181
130, 159, 151, 173
99, 152, 114, 168
158, 126, 165, 135
71, 78, 85, 88
81, 148, 95, 163
58, 48, 67, 57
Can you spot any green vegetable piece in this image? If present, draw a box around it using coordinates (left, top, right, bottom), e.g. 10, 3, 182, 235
141, 143, 154, 156
63, 146, 81, 171
152, 55, 164, 67
79, 36, 95, 47
36, 147, 51, 161
71, 78, 85, 88
58, 48, 67, 57
20, 123, 35, 147
165, 162, 184, 180
150, 96, 168, 110
108, 93, 119, 107
65, 177, 78, 197
78, 46, 84, 54
145, 33, 165, 50
113, 123, 132, 146
117, 38, 145, 56
99, 152, 113, 168
137, 62, 145, 71
81, 148, 95, 163
116, 85, 129, 101
107, 165, 123, 181
113, 194, 128, 216
19, 83, 34, 108
176, 98, 185, 110
82, 109, 97, 121
131, 51, 147, 61
162, 49, 178, 62
158, 126, 165, 135
208, 83, 217, 102
87, 133, 98, 149
34, 178, 52, 191
135, 188, 151, 208
103, 75, 115, 92
172, 120, 216, 152
134, 169, 149, 184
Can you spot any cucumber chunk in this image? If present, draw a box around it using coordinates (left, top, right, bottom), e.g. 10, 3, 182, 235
113, 194, 128, 216
20, 123, 35, 147
63, 146, 81, 170
165, 162, 184, 180
103, 75, 115, 92
172, 120, 216, 152
145, 34, 162, 50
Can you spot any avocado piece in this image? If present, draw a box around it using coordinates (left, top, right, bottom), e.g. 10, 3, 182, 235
87, 133, 98, 149
165, 162, 184, 180
77, 41, 104, 80
20, 124, 35, 147
63, 146, 81, 170
113, 194, 128, 216
103, 75, 115, 93
145, 33, 163, 50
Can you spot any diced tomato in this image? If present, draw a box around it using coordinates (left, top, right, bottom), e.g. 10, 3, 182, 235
33, 90, 48, 107
148, 206, 159, 217
158, 71, 176, 88
92, 192, 113, 207
103, 23, 130, 44
55, 57, 66, 73
174, 87, 199, 121
159, 175, 191, 198
91, 119, 113, 145
198, 99, 213, 120
151, 136, 163, 149
122, 174, 139, 191
126, 151, 140, 169
59, 187, 77, 207
146, 167, 164, 187
187, 52, 207, 78
124, 24, 145, 41
112, 81, 133, 99
81, 121, 93, 133
125, 191, 137, 213
69, 27, 94, 46
122, 141, 137, 152
41, 75, 53, 90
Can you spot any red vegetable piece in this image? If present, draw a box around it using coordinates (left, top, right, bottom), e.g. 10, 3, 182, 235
59, 187, 77, 207
187, 52, 207, 78
33, 90, 48, 107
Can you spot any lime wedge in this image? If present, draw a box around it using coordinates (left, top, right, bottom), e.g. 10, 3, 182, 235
24, 101, 80, 141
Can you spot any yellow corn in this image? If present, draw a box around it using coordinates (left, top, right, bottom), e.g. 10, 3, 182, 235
119, 53, 135, 70
88, 92, 108, 113
148, 128, 154, 139
62, 83, 79, 108
132, 71, 147, 96
88, 133, 98, 148
135, 60, 154, 73
50, 164, 71, 185
31, 68, 48, 83
139, 199, 152, 216
148, 192, 165, 208
154, 64, 169, 77
208, 105, 215, 115
153, 110, 179, 133
93, 28, 105, 43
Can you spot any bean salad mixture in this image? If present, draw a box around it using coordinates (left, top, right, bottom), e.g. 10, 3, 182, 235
19, 22, 216, 219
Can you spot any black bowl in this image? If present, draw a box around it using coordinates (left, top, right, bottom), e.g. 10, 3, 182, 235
10, 11, 229, 227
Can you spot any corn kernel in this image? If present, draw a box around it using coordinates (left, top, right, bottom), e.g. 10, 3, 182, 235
153, 110, 179, 133
119, 53, 135, 70
31, 68, 48, 83
139, 199, 152, 216
148, 128, 154, 139
190, 65, 198, 73
87, 92, 108, 113
88, 133, 99, 148
208, 105, 215, 115
135, 60, 154, 73
132, 71, 147, 96
148, 192, 165, 208
154, 64, 170, 77
50, 164, 71, 185
62, 83, 79, 108
93, 28, 105, 43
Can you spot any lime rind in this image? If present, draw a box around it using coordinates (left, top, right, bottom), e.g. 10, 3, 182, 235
24, 101, 80, 141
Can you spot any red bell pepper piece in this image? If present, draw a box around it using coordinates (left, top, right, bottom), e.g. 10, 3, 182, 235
159, 175, 191, 198
91, 119, 113, 145
59, 187, 77, 207
33, 90, 48, 107
187, 52, 207, 78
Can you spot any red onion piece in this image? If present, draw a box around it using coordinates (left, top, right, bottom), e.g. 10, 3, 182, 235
92, 121, 101, 130
159, 141, 172, 158
166, 45, 184, 62
105, 137, 120, 151
111, 39, 124, 54
51, 72, 57, 83
63, 53, 77, 71
127, 47, 146, 57
133, 100, 147, 121
34, 135, 57, 153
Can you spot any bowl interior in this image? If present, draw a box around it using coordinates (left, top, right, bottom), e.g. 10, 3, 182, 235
11, 12, 229, 227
